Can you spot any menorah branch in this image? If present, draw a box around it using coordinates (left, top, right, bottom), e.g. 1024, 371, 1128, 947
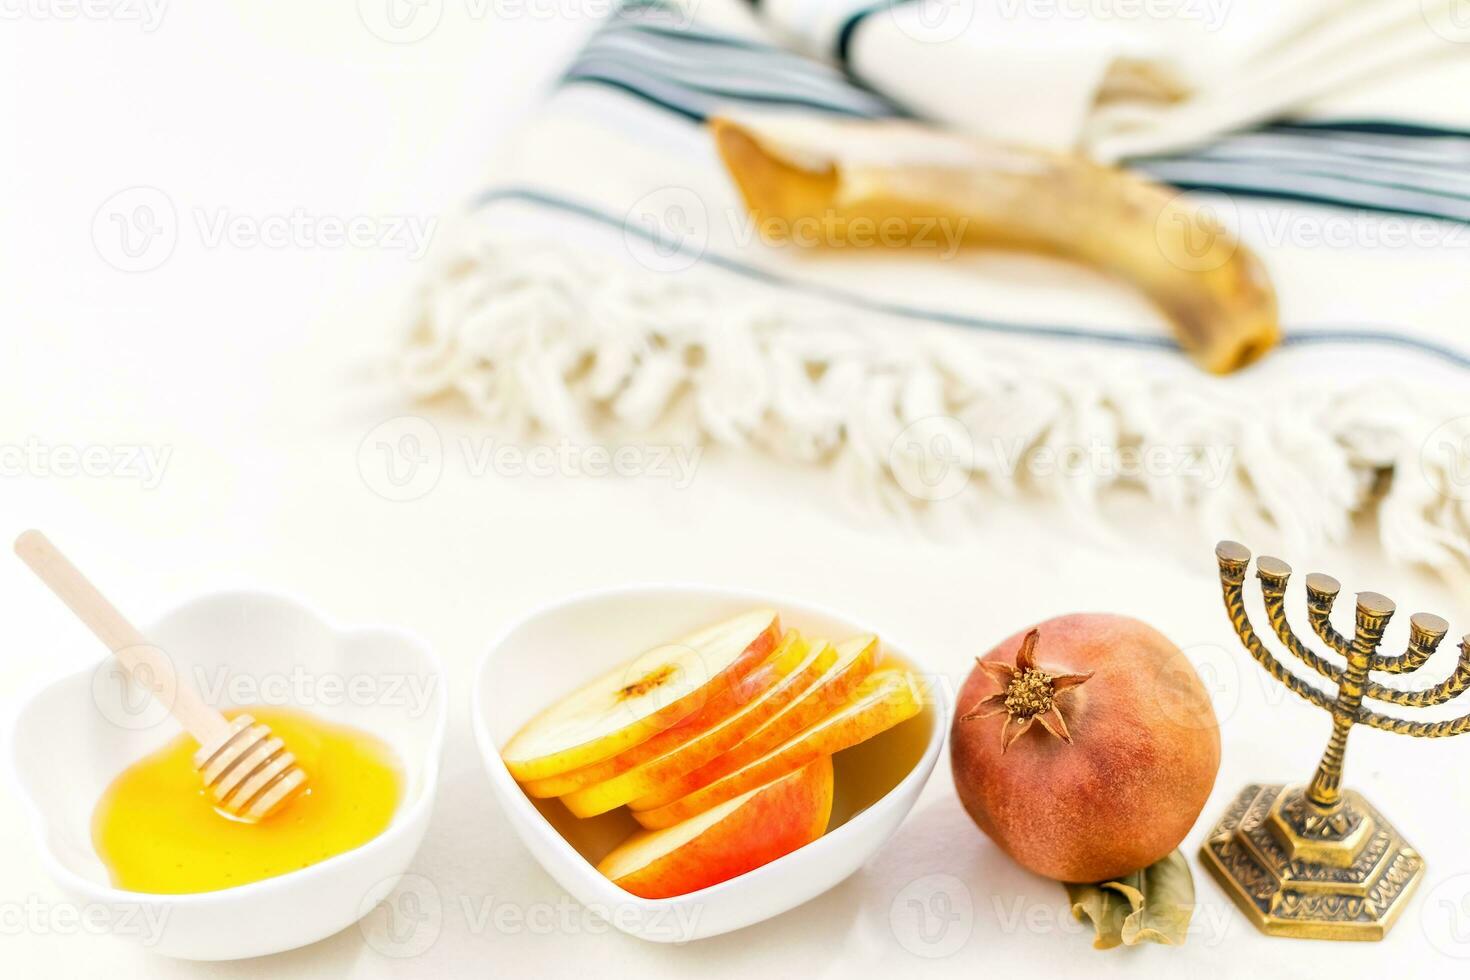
1357, 707, 1470, 737
1304, 572, 1352, 658
1257, 556, 1344, 684
1357, 656, 1470, 734
1215, 542, 1333, 714
1373, 613, 1450, 674
1362, 635, 1470, 708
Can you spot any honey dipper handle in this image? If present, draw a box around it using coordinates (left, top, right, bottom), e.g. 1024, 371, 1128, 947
14, 530, 231, 746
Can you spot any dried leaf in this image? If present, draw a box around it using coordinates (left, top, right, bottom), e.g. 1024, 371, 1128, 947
1064, 850, 1195, 949
1066, 881, 1133, 950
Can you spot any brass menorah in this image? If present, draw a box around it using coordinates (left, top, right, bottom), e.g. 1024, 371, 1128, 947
1202, 540, 1470, 940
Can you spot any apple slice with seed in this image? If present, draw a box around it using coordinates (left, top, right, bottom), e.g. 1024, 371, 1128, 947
631, 668, 923, 830
501, 609, 780, 782
598, 756, 834, 899
522, 630, 816, 799
629, 633, 878, 812
559, 634, 837, 817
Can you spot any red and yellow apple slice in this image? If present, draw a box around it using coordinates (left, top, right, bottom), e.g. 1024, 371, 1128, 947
521, 630, 814, 798
501, 609, 780, 782
631, 668, 923, 830
559, 635, 838, 817
598, 756, 834, 899
628, 633, 878, 812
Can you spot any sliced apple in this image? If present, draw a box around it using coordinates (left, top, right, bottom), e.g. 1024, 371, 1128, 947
598, 756, 834, 899
522, 630, 815, 798
559, 635, 838, 817
631, 668, 923, 830
628, 633, 878, 812
501, 609, 780, 782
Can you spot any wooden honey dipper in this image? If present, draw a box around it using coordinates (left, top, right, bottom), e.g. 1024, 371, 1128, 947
15, 530, 308, 822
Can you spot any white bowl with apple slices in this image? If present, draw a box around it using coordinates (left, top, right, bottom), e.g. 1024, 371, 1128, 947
472, 585, 948, 942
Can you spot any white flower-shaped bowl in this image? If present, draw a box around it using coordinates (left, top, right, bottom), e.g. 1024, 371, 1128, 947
9, 590, 446, 960
473, 585, 948, 943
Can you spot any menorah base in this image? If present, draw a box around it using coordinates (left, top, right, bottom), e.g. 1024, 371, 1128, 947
1200, 783, 1423, 941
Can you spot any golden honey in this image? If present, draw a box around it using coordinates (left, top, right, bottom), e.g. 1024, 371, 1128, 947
93, 706, 402, 894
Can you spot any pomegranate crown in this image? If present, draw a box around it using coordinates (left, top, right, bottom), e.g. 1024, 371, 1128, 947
960, 629, 1093, 752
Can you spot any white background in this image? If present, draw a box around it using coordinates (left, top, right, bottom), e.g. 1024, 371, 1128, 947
3, 3, 1470, 978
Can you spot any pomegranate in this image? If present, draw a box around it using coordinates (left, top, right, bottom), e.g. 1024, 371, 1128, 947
950, 614, 1219, 883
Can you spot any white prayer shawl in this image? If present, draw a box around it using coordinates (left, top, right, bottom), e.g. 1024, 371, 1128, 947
401, 0, 1470, 571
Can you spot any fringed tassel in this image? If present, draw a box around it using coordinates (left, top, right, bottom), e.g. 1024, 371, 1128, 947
400, 237, 1470, 573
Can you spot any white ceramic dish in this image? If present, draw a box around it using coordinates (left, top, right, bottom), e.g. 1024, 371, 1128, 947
473, 585, 948, 943
10, 590, 446, 961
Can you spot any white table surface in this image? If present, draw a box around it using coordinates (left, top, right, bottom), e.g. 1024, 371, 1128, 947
4, 6, 1470, 978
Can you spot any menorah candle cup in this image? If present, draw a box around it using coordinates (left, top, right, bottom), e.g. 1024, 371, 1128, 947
1202, 541, 1470, 941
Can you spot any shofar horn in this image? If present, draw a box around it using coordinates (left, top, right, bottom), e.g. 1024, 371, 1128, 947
710, 113, 1280, 375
